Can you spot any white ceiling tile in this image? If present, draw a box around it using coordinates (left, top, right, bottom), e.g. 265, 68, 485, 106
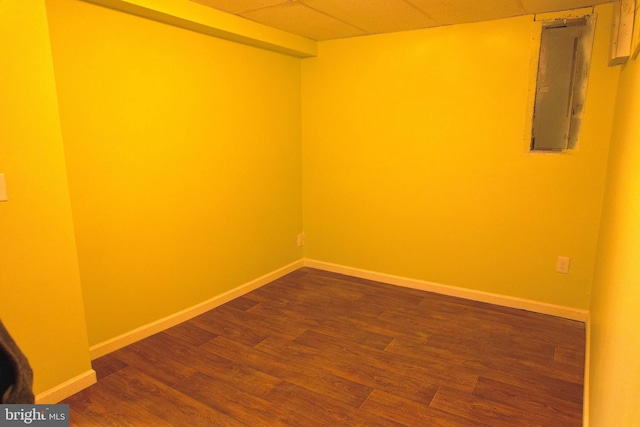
240, 2, 367, 40
190, 0, 289, 14
519, 0, 610, 14
408, 0, 526, 25
300, 0, 440, 33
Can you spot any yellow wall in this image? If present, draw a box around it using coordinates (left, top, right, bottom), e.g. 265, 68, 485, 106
302, 5, 619, 309
589, 31, 640, 426
0, 0, 92, 396
45, 0, 303, 346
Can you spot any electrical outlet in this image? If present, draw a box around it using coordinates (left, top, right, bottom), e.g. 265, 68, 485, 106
297, 233, 305, 247
0, 174, 7, 202
556, 256, 570, 274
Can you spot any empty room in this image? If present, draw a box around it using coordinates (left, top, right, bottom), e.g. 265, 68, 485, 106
1, 0, 639, 425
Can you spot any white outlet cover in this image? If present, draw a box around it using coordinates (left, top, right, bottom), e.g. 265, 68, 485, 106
556, 256, 570, 274
0, 174, 7, 202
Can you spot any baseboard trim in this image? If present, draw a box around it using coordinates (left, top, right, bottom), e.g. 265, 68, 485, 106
35, 369, 97, 404
304, 259, 588, 322
89, 259, 304, 360
583, 312, 591, 426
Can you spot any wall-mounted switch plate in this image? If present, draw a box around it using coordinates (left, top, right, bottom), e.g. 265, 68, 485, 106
0, 174, 7, 202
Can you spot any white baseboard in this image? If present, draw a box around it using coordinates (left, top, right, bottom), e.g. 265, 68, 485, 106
304, 259, 589, 322
58, 258, 589, 408
35, 369, 97, 404
583, 312, 591, 426
89, 259, 304, 360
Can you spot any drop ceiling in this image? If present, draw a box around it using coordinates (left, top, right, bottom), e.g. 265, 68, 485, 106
189, 0, 612, 40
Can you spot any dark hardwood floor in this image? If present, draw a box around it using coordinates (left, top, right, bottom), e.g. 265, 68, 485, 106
63, 268, 585, 426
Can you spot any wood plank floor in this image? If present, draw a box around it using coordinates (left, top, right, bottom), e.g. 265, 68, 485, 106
63, 268, 585, 426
